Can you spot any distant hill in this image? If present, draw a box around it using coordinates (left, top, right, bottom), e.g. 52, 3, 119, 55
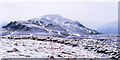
96, 21, 118, 34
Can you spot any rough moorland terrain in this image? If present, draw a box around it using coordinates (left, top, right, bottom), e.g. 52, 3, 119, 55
0, 34, 119, 59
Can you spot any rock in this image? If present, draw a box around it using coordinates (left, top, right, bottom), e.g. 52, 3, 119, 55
62, 51, 67, 54
14, 43, 18, 46
97, 50, 105, 53
31, 36, 36, 40
37, 39, 46, 41
58, 55, 62, 57
19, 54, 24, 56
90, 47, 94, 49
52, 39, 58, 42
112, 52, 117, 55
22, 44, 26, 46
84, 47, 88, 49
25, 55, 30, 57
47, 37, 50, 39
13, 48, 19, 52
99, 39, 106, 41
7, 48, 19, 52
50, 56, 54, 59
7, 50, 14, 52
19, 54, 30, 57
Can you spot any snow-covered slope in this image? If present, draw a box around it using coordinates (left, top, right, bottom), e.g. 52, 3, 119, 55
0, 35, 119, 59
1, 14, 100, 37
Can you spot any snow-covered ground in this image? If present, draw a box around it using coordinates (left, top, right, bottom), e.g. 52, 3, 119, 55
0, 35, 119, 59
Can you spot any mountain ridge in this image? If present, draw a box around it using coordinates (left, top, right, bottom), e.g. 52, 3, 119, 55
1, 14, 100, 37
96, 21, 118, 34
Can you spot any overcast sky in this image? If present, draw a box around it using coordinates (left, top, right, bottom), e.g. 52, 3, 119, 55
0, 1, 118, 29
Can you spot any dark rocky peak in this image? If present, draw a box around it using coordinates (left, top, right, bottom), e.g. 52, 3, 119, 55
2, 21, 30, 31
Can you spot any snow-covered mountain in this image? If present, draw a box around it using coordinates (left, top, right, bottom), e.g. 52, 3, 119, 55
1, 14, 100, 37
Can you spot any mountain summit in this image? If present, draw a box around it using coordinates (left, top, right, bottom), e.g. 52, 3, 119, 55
1, 14, 100, 37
